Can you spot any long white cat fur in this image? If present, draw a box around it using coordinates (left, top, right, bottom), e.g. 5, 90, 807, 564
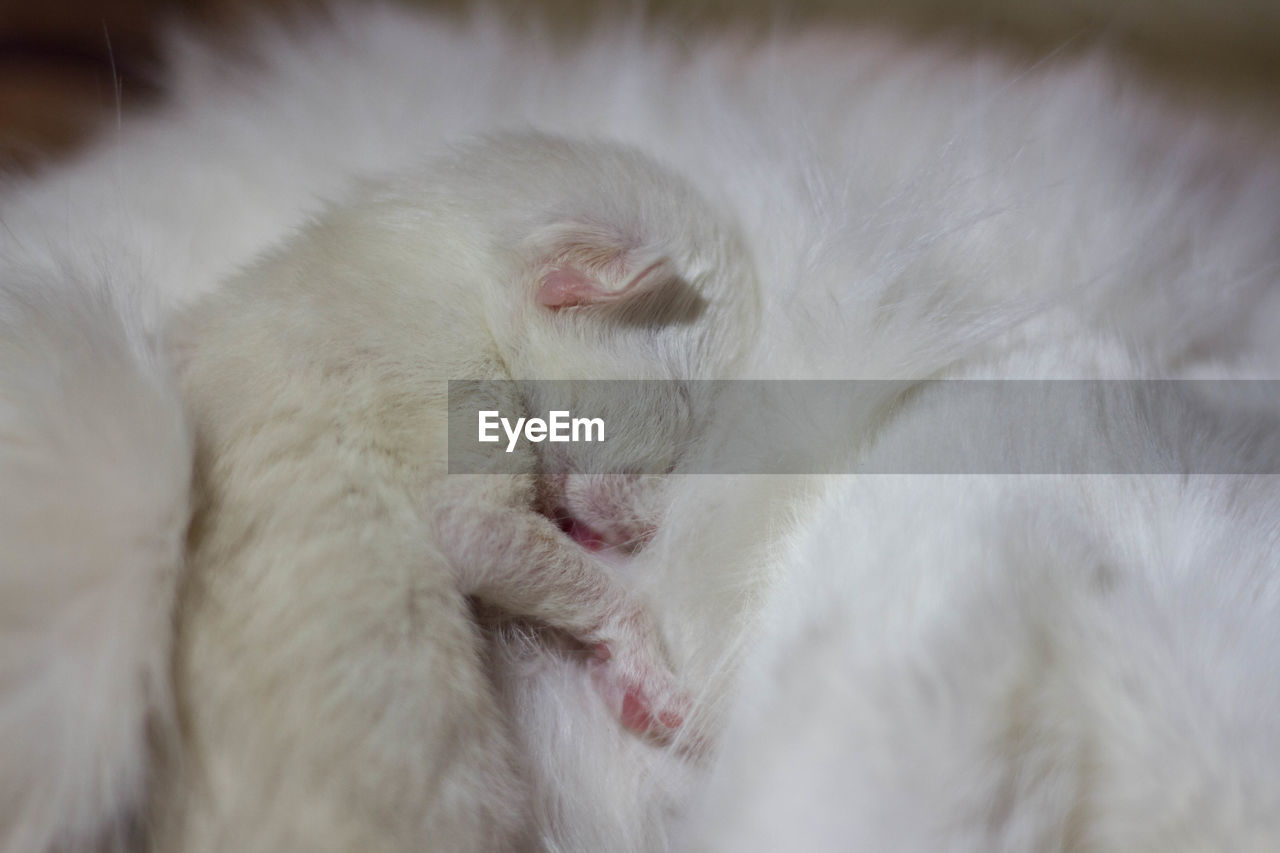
2, 3, 1279, 851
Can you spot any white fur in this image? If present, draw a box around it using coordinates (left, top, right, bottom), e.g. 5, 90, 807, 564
683, 338, 1280, 852
1, 2, 1279, 851
0, 276, 189, 852
152, 133, 755, 852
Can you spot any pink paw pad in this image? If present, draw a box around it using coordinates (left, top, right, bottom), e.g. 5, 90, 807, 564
589, 642, 689, 739
620, 690, 686, 733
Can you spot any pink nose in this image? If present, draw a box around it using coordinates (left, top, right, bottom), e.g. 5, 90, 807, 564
565, 518, 608, 551
556, 511, 657, 553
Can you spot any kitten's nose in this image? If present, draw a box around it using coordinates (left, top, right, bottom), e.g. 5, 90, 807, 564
563, 516, 608, 551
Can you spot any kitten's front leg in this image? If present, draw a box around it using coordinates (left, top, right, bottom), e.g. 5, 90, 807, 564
432, 475, 689, 743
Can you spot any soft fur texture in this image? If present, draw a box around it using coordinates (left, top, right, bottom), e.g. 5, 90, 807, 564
684, 338, 1280, 852
1, 2, 1278, 852
0, 277, 189, 852
153, 132, 756, 852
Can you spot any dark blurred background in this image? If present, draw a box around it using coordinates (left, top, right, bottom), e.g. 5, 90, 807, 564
2, 0, 1279, 172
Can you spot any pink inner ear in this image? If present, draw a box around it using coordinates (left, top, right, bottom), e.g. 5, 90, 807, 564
538, 257, 672, 310
538, 267, 606, 308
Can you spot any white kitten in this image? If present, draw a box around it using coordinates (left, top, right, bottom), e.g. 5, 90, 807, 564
151, 132, 757, 852
2, 3, 1279, 852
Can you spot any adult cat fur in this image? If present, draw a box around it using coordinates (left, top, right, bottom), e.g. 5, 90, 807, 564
1, 3, 1279, 852
682, 329, 1280, 852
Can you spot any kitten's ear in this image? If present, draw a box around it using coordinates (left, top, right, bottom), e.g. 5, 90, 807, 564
531, 223, 674, 310
537, 256, 674, 309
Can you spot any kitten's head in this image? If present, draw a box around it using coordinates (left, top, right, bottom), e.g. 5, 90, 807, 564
429, 132, 761, 553
291, 132, 758, 553
425, 131, 762, 382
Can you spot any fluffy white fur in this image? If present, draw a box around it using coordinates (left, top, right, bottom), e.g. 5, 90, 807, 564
153, 132, 755, 852
0, 277, 189, 851
683, 337, 1280, 852
1, 2, 1278, 851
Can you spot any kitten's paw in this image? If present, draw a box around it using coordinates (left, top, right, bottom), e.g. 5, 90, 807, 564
586, 615, 691, 744
589, 642, 690, 736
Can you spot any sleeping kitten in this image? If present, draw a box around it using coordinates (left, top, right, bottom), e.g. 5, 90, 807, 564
151, 132, 757, 852
3, 3, 1279, 852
